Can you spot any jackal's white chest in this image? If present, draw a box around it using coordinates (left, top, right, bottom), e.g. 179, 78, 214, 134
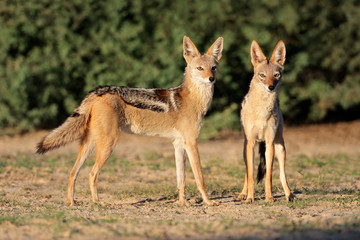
241, 93, 278, 141
196, 83, 214, 113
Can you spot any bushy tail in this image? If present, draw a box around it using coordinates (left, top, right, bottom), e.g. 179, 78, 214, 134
36, 95, 94, 154
257, 141, 266, 183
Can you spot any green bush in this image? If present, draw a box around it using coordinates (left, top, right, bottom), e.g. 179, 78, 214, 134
0, 0, 359, 131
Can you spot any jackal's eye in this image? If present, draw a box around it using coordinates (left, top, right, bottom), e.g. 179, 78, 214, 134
196, 66, 204, 71
211, 66, 217, 71
259, 73, 266, 79
274, 72, 280, 78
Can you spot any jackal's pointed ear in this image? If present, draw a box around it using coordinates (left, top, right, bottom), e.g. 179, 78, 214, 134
270, 40, 286, 66
183, 36, 200, 63
207, 37, 223, 61
250, 40, 266, 67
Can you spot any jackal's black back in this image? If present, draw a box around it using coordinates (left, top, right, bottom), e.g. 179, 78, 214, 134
89, 85, 181, 113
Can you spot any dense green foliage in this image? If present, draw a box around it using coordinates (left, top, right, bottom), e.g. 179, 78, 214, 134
0, 0, 359, 130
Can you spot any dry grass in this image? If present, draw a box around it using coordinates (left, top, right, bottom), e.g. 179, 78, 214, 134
0, 149, 359, 239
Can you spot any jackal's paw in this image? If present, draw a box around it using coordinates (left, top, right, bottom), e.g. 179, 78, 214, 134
204, 199, 220, 206
94, 201, 109, 207
265, 196, 274, 202
237, 193, 247, 200
286, 193, 295, 202
177, 199, 190, 207
66, 199, 82, 206
245, 197, 254, 204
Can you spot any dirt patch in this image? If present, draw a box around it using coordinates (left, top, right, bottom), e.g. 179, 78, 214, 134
0, 121, 359, 239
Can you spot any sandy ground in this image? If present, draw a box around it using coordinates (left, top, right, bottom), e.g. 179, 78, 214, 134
0, 120, 359, 239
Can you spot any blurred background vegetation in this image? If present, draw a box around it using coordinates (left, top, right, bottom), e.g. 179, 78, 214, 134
0, 0, 359, 133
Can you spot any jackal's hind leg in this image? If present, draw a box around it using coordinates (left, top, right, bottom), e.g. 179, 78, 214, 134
67, 139, 93, 206
89, 143, 114, 204
88, 97, 121, 205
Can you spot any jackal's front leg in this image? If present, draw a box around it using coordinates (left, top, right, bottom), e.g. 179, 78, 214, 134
275, 140, 294, 201
265, 141, 275, 202
184, 139, 219, 206
238, 140, 248, 200
245, 140, 255, 203
173, 139, 189, 206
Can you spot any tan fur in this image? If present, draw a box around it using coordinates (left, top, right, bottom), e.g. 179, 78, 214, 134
239, 40, 294, 203
37, 36, 224, 207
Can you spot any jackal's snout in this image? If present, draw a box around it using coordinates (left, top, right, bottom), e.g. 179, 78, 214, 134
268, 79, 279, 91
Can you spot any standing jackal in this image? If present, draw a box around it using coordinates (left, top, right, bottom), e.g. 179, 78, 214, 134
37, 36, 223, 206
239, 40, 294, 203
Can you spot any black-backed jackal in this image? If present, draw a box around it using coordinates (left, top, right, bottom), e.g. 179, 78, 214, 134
37, 36, 224, 206
239, 40, 294, 203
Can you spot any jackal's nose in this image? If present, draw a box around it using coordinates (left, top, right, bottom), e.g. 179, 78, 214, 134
209, 77, 215, 82
268, 85, 275, 91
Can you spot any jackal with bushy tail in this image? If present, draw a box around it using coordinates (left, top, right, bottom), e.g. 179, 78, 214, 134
37, 36, 223, 206
239, 40, 294, 203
